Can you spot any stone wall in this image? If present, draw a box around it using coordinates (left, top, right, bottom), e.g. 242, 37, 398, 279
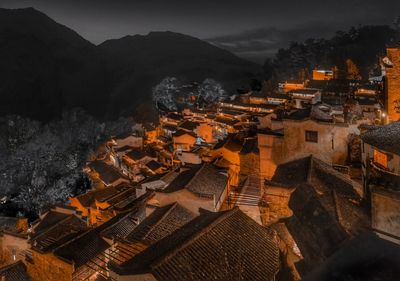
27, 251, 73, 281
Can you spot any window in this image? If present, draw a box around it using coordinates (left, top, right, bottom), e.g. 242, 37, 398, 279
373, 149, 388, 168
305, 130, 318, 143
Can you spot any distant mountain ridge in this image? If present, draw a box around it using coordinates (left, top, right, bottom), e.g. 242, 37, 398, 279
0, 8, 261, 120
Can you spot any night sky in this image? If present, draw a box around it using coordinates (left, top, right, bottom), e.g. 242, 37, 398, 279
2, 0, 399, 62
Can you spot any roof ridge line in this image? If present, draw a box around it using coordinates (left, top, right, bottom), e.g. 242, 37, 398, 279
30, 214, 82, 242
100, 185, 135, 203
143, 203, 178, 240
151, 207, 241, 269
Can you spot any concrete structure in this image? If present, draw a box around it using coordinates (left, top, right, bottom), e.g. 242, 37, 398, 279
258, 118, 359, 180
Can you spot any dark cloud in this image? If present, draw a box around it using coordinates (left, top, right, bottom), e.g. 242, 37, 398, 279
206, 22, 345, 63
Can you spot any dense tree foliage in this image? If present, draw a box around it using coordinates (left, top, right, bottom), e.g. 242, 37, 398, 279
0, 109, 133, 217
264, 25, 398, 81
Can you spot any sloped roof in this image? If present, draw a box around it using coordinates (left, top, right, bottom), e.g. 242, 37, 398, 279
145, 160, 163, 171
215, 116, 239, 126
31, 215, 87, 253
161, 165, 202, 193
185, 164, 228, 199
75, 184, 130, 208
54, 192, 153, 268
113, 208, 280, 281
54, 227, 110, 268
271, 157, 369, 272
178, 120, 199, 131
125, 150, 148, 161
88, 160, 128, 185
0, 261, 31, 281
173, 129, 196, 138
126, 203, 196, 244
361, 122, 400, 155
32, 211, 71, 237
165, 113, 181, 121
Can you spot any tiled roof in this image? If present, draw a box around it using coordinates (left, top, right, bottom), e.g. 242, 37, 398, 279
106, 188, 137, 211
361, 122, 400, 155
125, 203, 196, 244
31, 215, 87, 253
55, 192, 153, 268
99, 192, 153, 240
125, 150, 147, 161
173, 129, 196, 138
54, 228, 110, 268
75, 184, 130, 208
272, 157, 369, 272
185, 164, 228, 199
88, 160, 128, 185
100, 211, 141, 241
161, 165, 202, 193
165, 113, 181, 121
113, 208, 280, 281
32, 211, 70, 237
215, 117, 239, 126
0, 261, 31, 281
178, 120, 199, 131
145, 160, 163, 171
162, 124, 178, 132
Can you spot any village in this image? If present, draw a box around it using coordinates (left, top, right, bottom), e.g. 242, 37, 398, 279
0, 45, 400, 281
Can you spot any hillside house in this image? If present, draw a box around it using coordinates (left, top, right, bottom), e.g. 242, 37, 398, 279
361, 122, 400, 244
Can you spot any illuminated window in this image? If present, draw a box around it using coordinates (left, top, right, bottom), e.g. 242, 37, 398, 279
305, 130, 318, 143
373, 150, 388, 168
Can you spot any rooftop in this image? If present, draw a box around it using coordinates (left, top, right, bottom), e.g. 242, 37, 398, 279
125, 202, 196, 244
88, 160, 128, 185
161, 165, 202, 193
125, 149, 148, 161
178, 120, 199, 131
185, 163, 228, 199
74, 184, 132, 208
361, 122, 400, 156
145, 160, 163, 171
31, 215, 87, 253
0, 261, 31, 281
112, 208, 280, 281
271, 157, 369, 273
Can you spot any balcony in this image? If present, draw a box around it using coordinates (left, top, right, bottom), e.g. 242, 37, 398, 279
368, 159, 400, 191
